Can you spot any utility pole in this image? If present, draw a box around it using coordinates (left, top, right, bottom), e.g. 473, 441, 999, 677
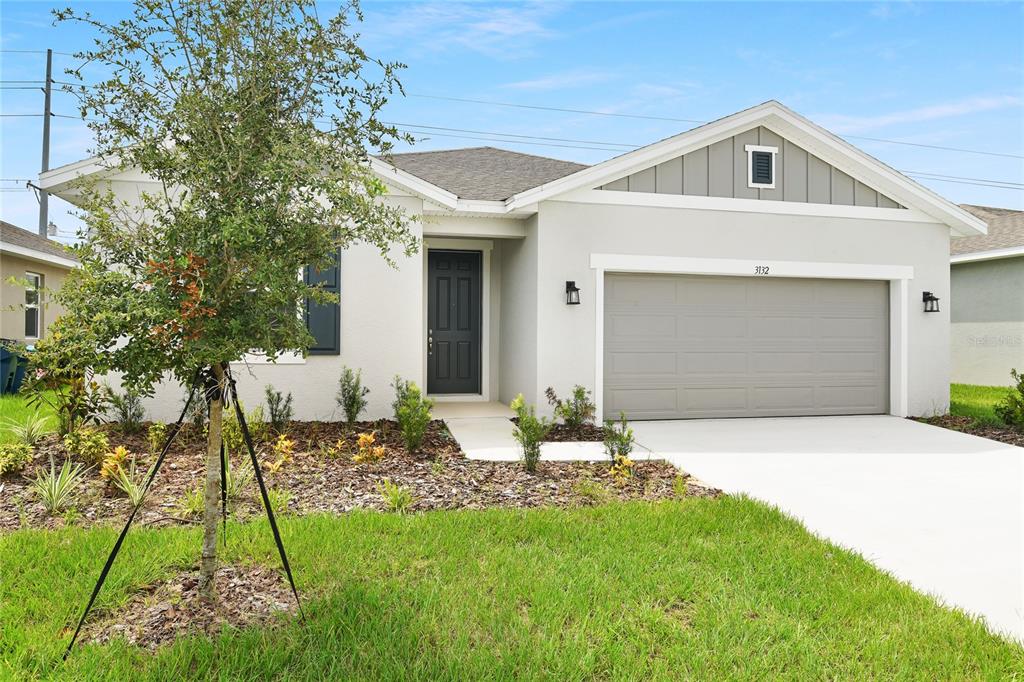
38, 48, 52, 237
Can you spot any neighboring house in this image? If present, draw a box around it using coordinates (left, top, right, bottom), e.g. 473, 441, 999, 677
0, 221, 79, 344
38, 101, 985, 422
950, 205, 1024, 386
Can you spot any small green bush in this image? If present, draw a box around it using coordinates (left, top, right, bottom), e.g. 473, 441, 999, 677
391, 375, 412, 420
111, 456, 151, 507
265, 488, 293, 516
995, 369, 1024, 431
147, 421, 168, 455
0, 442, 34, 476
107, 388, 146, 433
62, 427, 110, 466
545, 385, 596, 430
511, 394, 552, 473
573, 478, 613, 505
337, 366, 370, 424
396, 383, 433, 452
603, 412, 635, 463
376, 478, 415, 514
264, 384, 294, 432
223, 403, 269, 454
31, 457, 89, 514
178, 488, 205, 518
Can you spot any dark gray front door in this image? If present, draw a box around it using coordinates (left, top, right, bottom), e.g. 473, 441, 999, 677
427, 250, 482, 394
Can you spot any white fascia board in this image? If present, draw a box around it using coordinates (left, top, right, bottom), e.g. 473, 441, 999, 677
505, 101, 987, 237
368, 157, 458, 210
557, 188, 936, 223
950, 246, 1024, 264
1, 242, 79, 269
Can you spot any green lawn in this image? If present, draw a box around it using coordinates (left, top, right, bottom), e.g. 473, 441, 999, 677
2, 500, 1019, 680
950, 383, 1013, 425
0, 392, 57, 445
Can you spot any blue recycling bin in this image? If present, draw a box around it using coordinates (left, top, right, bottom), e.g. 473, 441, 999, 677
0, 345, 12, 395
11, 354, 29, 393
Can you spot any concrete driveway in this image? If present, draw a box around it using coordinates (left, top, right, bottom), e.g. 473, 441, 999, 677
632, 415, 1024, 641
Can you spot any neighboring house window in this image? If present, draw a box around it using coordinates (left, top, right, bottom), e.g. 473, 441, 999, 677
745, 144, 778, 189
24, 272, 42, 339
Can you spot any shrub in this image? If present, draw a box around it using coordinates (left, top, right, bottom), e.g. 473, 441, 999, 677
0, 443, 34, 476
267, 434, 297, 474
396, 383, 433, 452
391, 375, 412, 420
147, 421, 168, 455
3, 415, 53, 446
178, 488, 205, 518
337, 367, 369, 424
265, 488, 293, 515
264, 384, 294, 432
604, 412, 635, 484
24, 372, 111, 436
111, 457, 151, 507
107, 388, 146, 433
31, 457, 89, 514
376, 478, 415, 513
510, 394, 553, 473
673, 474, 689, 498
545, 385, 596, 430
62, 427, 110, 466
100, 445, 131, 480
352, 431, 385, 464
223, 403, 269, 454
995, 369, 1024, 431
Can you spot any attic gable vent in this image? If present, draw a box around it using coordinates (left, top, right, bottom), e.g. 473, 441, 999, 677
745, 144, 778, 189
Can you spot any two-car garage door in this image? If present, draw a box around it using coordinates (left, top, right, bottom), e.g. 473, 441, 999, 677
603, 273, 889, 420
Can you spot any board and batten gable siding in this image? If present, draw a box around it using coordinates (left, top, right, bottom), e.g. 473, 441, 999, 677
598, 126, 903, 208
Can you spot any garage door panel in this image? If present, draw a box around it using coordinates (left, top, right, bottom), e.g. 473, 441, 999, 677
604, 274, 889, 419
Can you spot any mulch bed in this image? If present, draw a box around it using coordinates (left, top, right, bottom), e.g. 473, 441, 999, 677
81, 564, 297, 651
913, 415, 1024, 448
0, 420, 719, 532
510, 418, 607, 443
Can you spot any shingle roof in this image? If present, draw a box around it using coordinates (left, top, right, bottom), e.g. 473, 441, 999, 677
0, 221, 78, 263
384, 147, 588, 201
952, 205, 1024, 256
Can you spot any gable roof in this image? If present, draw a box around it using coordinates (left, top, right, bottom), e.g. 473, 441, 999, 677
503, 100, 987, 236
0, 221, 79, 268
951, 205, 1024, 262
384, 147, 587, 201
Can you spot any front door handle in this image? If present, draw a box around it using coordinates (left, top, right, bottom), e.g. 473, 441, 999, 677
428, 328, 433, 356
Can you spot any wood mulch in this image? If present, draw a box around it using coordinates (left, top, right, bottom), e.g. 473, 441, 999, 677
510, 418, 607, 443
913, 415, 1024, 448
0, 420, 719, 533
81, 563, 297, 651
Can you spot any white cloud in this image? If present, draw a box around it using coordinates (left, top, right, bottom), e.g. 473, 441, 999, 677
361, 2, 565, 60
501, 69, 610, 91
816, 95, 1024, 134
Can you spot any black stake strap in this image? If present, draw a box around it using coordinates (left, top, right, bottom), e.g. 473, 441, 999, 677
220, 439, 228, 546
63, 368, 203, 660
225, 365, 304, 619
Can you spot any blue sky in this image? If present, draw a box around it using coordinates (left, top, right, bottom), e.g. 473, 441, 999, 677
2, 1, 1022, 241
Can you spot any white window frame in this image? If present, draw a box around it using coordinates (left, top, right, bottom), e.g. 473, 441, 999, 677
745, 144, 778, 189
24, 271, 42, 339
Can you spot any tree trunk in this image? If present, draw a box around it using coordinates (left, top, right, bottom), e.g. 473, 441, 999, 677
198, 364, 225, 600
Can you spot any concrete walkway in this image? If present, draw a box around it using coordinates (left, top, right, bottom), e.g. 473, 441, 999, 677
631, 415, 1024, 642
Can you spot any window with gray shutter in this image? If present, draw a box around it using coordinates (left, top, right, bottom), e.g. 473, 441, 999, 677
304, 249, 340, 355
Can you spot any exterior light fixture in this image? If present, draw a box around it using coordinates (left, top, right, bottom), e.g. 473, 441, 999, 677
922, 291, 940, 313
565, 281, 581, 305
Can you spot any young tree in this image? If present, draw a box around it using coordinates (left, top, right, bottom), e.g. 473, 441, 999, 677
46, 0, 418, 598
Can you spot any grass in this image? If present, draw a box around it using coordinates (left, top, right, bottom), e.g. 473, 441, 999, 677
0, 392, 56, 445
950, 383, 1013, 425
2, 500, 1020, 680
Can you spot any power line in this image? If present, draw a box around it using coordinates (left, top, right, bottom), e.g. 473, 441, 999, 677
407, 93, 1024, 160
901, 170, 1024, 188
386, 121, 637, 149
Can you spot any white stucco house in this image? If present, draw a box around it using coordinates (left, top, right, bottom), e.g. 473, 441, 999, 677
37, 101, 986, 422
950, 205, 1024, 386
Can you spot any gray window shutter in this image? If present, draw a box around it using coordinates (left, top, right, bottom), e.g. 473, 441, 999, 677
305, 249, 340, 355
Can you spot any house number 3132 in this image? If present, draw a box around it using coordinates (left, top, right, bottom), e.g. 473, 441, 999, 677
754, 265, 770, 275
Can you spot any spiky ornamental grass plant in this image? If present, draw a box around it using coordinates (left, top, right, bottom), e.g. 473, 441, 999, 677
42, 0, 417, 599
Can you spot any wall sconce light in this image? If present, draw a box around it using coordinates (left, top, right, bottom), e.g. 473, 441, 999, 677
922, 291, 940, 313
565, 280, 581, 305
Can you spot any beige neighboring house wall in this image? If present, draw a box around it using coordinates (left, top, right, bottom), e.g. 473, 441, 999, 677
950, 205, 1024, 387
0, 221, 79, 344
